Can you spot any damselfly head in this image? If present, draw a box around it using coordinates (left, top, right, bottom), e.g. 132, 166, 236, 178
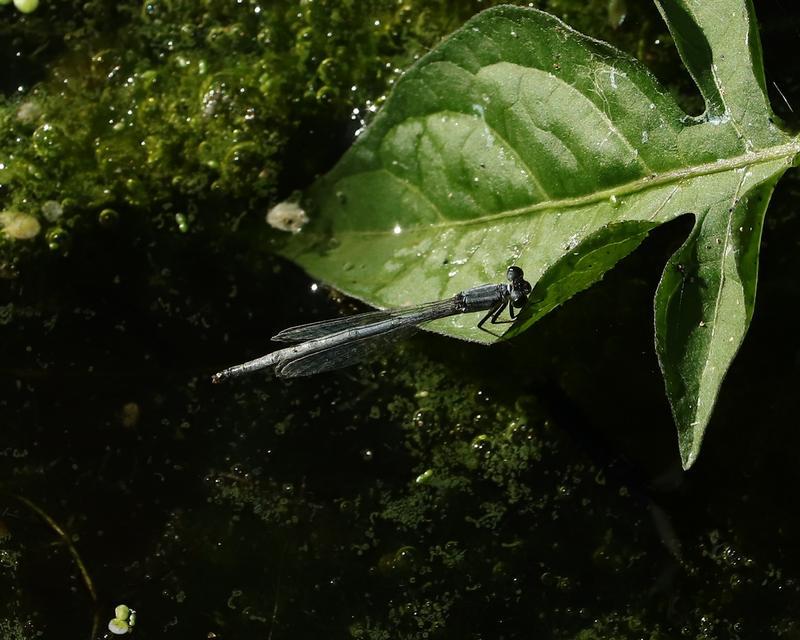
507, 265, 532, 308
506, 265, 524, 282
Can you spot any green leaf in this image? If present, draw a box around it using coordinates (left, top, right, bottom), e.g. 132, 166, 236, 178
283, 1, 799, 466
654, 174, 784, 468
654, 0, 776, 135
505, 219, 657, 336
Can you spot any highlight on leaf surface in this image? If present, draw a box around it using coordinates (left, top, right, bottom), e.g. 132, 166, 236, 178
283, 0, 800, 468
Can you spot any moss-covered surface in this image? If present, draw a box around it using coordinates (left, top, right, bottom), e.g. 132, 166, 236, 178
0, 0, 685, 271
2, 0, 800, 638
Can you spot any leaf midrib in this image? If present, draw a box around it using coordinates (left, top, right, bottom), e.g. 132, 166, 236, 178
335, 139, 799, 236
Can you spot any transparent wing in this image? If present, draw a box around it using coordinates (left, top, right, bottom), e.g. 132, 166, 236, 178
275, 326, 418, 377
272, 298, 459, 343
272, 309, 397, 343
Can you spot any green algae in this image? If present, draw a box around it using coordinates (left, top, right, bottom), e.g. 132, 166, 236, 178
0, 0, 673, 274
198, 337, 800, 639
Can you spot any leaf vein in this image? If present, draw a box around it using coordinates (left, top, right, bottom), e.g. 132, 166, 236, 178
335, 141, 799, 237
700, 166, 750, 401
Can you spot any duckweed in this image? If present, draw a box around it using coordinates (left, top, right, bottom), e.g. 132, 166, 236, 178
12, 0, 38, 13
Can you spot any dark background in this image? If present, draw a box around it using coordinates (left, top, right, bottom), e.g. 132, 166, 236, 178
2, 1, 800, 638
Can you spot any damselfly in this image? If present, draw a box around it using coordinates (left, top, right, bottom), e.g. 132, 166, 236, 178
212, 266, 532, 382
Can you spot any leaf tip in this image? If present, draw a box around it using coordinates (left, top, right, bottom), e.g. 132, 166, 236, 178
678, 421, 704, 470
680, 448, 697, 471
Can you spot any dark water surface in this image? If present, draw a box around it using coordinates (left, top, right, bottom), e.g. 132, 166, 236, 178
3, 2, 800, 639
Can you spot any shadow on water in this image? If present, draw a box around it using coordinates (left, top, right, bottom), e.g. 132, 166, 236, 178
4, 180, 800, 638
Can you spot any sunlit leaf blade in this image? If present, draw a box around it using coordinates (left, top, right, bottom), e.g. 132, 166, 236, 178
655, 170, 785, 468
654, 0, 778, 140
282, 1, 800, 465
650, 0, 793, 467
